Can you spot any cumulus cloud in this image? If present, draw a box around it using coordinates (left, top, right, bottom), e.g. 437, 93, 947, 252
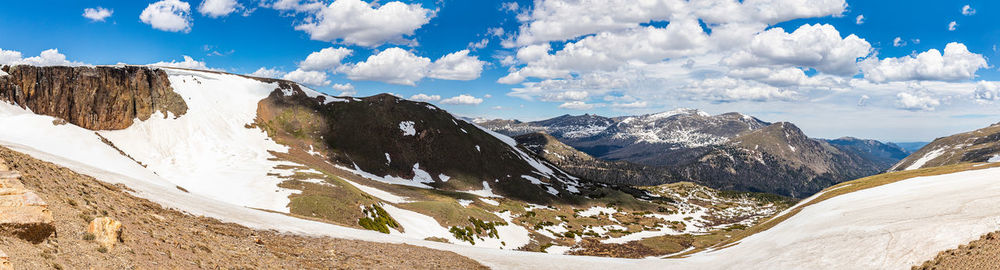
513, 0, 846, 46
860, 43, 987, 83
962, 5, 976, 16
248, 67, 285, 78
441, 94, 484, 105
0, 48, 87, 67
332, 83, 355, 95
468, 39, 489, 50
973, 81, 999, 103
283, 69, 330, 86
343, 48, 485, 85
141, 0, 193, 33
896, 92, 940, 111
428, 50, 485, 81
266, 0, 325, 12
83, 7, 113, 22
724, 24, 871, 76
299, 47, 352, 71
855, 14, 864, 25
292, 0, 434, 47
409, 93, 441, 102
948, 21, 958, 31
199, 0, 241, 18
149, 55, 212, 70
344, 48, 429, 86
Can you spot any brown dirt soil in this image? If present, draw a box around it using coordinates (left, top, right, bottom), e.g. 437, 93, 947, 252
0, 147, 486, 270
914, 231, 1000, 270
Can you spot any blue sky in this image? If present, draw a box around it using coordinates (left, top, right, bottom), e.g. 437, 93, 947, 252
1, 0, 999, 142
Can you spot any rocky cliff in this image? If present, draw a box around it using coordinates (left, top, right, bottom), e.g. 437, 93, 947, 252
0, 65, 187, 130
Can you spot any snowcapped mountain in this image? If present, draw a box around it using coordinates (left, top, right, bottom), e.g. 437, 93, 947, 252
890, 122, 1000, 171
482, 110, 903, 198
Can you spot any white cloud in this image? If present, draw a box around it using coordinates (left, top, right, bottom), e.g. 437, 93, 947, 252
469, 39, 489, 50
857, 95, 870, 106
723, 24, 871, 76
441, 94, 484, 105
507, 19, 711, 82
199, 0, 241, 18
283, 69, 330, 86
343, 48, 484, 85
299, 47, 352, 71
855, 14, 864, 25
558, 101, 598, 110
266, 0, 325, 12
428, 50, 485, 81
140, 0, 193, 33
332, 83, 355, 96
501, 2, 520, 12
0, 48, 87, 67
686, 77, 799, 102
896, 92, 940, 111
409, 93, 441, 102
973, 81, 999, 103
612, 101, 647, 108
292, 0, 434, 47
248, 67, 285, 78
513, 0, 847, 46
83, 7, 113, 22
149, 55, 212, 70
344, 47, 429, 86
962, 5, 976, 16
893, 37, 905, 47
948, 21, 958, 31
860, 43, 987, 83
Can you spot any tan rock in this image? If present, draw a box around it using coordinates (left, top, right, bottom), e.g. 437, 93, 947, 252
0, 169, 55, 243
87, 217, 124, 249
0, 250, 11, 270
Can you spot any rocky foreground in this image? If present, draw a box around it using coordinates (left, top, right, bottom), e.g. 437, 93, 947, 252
0, 147, 485, 269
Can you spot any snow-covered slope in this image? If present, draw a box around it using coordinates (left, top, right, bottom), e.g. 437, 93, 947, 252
891, 123, 1000, 171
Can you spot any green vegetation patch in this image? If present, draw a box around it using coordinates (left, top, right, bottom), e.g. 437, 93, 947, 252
359, 204, 401, 234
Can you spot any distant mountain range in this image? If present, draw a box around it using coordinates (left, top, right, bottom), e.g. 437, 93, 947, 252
479, 110, 908, 198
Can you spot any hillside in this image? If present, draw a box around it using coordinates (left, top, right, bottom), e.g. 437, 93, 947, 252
485, 112, 902, 197
890, 122, 1000, 171
0, 146, 485, 269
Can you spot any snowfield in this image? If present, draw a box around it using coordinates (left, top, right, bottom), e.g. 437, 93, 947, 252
3, 68, 1000, 269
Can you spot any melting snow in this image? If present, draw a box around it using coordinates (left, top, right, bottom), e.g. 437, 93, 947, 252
439, 173, 450, 182
905, 148, 946, 170
457, 199, 473, 207
479, 198, 500, 206
988, 155, 1000, 163
464, 181, 502, 198
399, 121, 416, 136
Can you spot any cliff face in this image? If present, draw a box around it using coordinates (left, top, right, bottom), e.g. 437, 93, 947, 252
0, 65, 187, 130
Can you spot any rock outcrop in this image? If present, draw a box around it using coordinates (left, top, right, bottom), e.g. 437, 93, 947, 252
0, 65, 187, 130
0, 159, 55, 243
87, 217, 124, 249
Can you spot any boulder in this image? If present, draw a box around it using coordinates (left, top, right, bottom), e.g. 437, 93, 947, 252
87, 217, 124, 249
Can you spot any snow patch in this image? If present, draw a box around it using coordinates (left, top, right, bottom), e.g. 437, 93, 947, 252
457, 199, 473, 207
988, 155, 1000, 163
906, 148, 946, 170
479, 198, 500, 206
399, 121, 416, 136
464, 181, 502, 198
